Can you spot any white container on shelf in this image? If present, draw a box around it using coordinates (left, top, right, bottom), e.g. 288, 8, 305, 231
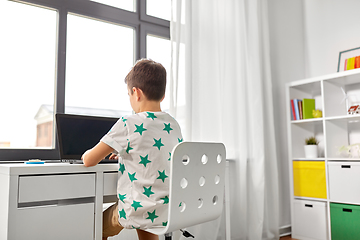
304, 145, 318, 158
328, 161, 360, 203
293, 199, 328, 240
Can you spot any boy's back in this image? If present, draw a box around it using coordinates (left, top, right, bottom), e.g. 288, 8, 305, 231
101, 111, 183, 229
82, 59, 181, 240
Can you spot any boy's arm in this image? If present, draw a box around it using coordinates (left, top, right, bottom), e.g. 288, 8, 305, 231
81, 142, 114, 167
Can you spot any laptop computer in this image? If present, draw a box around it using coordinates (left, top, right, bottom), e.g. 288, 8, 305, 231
55, 113, 119, 164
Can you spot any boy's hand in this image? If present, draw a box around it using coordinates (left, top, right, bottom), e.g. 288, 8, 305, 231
81, 142, 114, 167
81, 150, 91, 161
109, 153, 119, 160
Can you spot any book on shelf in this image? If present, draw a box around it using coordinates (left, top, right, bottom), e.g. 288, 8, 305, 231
298, 100, 303, 119
347, 57, 355, 70
291, 99, 296, 120
293, 99, 300, 120
355, 56, 360, 69
290, 98, 315, 120
302, 98, 315, 119
344, 58, 348, 71
344, 56, 360, 70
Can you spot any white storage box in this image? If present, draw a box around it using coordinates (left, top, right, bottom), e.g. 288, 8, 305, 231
328, 162, 360, 203
293, 199, 328, 240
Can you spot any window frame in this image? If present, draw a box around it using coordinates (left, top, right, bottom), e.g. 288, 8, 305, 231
0, 0, 170, 161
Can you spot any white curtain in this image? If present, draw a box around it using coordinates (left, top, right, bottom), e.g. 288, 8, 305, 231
169, 0, 280, 239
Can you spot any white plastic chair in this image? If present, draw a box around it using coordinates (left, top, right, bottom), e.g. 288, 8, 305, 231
145, 142, 226, 239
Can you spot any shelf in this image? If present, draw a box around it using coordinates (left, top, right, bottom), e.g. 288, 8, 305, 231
293, 158, 325, 161
329, 200, 360, 206
291, 122, 324, 158
289, 81, 322, 97
287, 70, 360, 240
323, 73, 360, 118
325, 114, 360, 122
294, 196, 328, 202
291, 118, 323, 124
325, 119, 360, 158
293, 158, 360, 161
288, 68, 360, 87
325, 68, 360, 86
327, 158, 360, 161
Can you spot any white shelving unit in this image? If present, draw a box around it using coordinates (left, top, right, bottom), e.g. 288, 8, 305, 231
286, 68, 360, 240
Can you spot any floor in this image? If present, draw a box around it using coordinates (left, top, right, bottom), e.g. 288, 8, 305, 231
280, 235, 297, 240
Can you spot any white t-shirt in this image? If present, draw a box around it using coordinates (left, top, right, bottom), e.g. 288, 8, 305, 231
101, 111, 183, 229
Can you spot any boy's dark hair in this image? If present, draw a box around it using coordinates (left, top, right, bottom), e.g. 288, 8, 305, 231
125, 59, 166, 101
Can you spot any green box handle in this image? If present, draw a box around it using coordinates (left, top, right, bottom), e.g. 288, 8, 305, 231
343, 208, 353, 213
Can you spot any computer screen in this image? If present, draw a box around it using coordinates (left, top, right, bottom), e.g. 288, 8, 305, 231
56, 113, 119, 159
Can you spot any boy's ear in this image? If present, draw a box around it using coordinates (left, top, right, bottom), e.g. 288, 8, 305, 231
133, 87, 144, 101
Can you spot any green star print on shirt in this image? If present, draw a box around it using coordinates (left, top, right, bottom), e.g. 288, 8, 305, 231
147, 112, 157, 120
160, 196, 169, 204
163, 123, 173, 134
122, 117, 127, 127
131, 200, 143, 211
119, 209, 127, 219
126, 142, 133, 153
139, 154, 151, 167
100, 111, 183, 229
119, 193, 126, 203
134, 123, 147, 135
153, 138, 164, 150
119, 163, 125, 174
143, 186, 155, 197
146, 210, 159, 223
128, 172, 137, 182
157, 170, 168, 182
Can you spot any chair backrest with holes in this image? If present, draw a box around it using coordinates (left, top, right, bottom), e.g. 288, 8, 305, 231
165, 142, 226, 233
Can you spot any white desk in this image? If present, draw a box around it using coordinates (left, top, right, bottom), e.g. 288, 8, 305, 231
0, 163, 118, 240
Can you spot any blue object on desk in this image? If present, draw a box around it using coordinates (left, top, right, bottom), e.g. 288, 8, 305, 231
25, 161, 45, 164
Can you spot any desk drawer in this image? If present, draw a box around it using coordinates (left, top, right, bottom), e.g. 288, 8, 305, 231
104, 172, 117, 196
13, 203, 94, 239
18, 173, 95, 203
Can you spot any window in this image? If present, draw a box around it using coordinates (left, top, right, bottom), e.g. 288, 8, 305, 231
90, 0, 135, 12
0, 0, 170, 160
146, 35, 171, 110
0, 1, 57, 149
146, 0, 171, 21
66, 14, 134, 116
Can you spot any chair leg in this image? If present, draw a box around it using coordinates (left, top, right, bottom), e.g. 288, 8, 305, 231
165, 232, 172, 240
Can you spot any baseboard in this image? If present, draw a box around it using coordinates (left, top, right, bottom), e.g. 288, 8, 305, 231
279, 225, 291, 237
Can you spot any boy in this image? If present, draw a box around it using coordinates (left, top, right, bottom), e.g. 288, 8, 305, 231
81, 59, 183, 240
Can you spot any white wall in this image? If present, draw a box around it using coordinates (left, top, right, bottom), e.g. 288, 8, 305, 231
303, 0, 360, 77
268, 0, 360, 231
268, 0, 306, 230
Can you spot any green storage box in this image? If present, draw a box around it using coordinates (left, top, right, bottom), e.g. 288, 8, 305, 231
330, 203, 360, 240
